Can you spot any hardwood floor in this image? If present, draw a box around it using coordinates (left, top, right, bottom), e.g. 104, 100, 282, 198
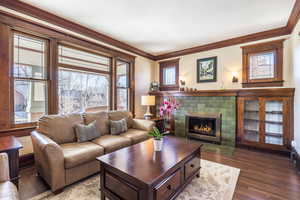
19, 146, 300, 200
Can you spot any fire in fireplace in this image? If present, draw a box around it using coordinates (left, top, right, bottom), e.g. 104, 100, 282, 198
186, 113, 222, 144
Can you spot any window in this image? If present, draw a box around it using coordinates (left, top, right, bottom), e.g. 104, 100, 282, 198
58, 45, 111, 113
159, 59, 179, 91
116, 60, 130, 111
241, 39, 284, 88
13, 32, 48, 124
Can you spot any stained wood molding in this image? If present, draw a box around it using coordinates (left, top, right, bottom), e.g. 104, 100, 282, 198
155, 0, 300, 60
241, 39, 285, 88
0, 0, 155, 60
0, 0, 299, 61
154, 27, 289, 60
149, 88, 295, 97
286, 0, 300, 33
0, 126, 36, 137
0, 10, 136, 61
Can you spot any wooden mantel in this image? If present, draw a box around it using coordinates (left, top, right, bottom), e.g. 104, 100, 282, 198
149, 88, 295, 97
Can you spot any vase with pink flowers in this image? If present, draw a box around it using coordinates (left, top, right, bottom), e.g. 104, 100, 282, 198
159, 97, 179, 132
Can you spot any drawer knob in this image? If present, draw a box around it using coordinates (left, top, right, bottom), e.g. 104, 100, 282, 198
190, 164, 195, 168
167, 185, 172, 190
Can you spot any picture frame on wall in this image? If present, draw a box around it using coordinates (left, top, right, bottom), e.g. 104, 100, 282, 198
197, 56, 217, 82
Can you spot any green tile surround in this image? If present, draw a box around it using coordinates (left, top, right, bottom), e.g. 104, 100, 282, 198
173, 96, 236, 146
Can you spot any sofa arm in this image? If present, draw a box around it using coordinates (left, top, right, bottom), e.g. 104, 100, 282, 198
0, 153, 10, 182
132, 119, 155, 131
31, 131, 65, 192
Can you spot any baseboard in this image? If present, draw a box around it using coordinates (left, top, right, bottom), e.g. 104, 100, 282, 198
236, 144, 290, 157
19, 153, 34, 168
291, 147, 300, 173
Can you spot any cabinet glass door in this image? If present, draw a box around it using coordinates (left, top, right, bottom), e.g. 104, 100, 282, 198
244, 100, 260, 142
264, 100, 283, 145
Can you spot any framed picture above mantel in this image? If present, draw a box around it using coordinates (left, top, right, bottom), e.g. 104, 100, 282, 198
197, 56, 217, 83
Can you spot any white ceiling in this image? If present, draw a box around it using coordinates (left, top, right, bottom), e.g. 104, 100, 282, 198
21, 0, 295, 55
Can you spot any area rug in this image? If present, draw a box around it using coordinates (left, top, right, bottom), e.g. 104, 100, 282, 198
29, 160, 240, 200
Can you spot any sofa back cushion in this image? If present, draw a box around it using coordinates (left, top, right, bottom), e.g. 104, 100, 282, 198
75, 121, 100, 142
108, 111, 134, 128
37, 113, 83, 144
110, 119, 128, 135
83, 111, 110, 135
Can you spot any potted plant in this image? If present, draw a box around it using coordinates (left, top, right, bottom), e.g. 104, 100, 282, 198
149, 127, 164, 151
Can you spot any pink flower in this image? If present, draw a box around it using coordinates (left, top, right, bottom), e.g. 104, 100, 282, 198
159, 97, 180, 119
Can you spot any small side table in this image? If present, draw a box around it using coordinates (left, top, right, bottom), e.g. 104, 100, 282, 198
0, 136, 23, 187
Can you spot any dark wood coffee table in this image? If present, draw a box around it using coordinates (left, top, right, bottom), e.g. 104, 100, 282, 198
96, 136, 202, 200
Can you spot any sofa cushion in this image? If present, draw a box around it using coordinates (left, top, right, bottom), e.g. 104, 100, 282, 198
75, 121, 100, 142
120, 129, 150, 144
61, 142, 104, 169
110, 118, 128, 135
108, 111, 134, 128
37, 113, 83, 144
84, 112, 110, 135
92, 135, 131, 153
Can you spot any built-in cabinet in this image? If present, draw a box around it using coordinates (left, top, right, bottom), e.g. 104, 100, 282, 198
237, 97, 293, 152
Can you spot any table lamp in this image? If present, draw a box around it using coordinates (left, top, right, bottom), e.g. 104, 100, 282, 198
141, 95, 155, 119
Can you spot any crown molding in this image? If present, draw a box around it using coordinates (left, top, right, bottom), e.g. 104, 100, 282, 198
154, 0, 300, 60
0, 0, 299, 61
154, 27, 289, 60
0, 0, 156, 60
286, 0, 300, 33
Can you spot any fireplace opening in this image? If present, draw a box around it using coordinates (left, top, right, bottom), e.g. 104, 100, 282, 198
186, 113, 222, 144
189, 117, 216, 136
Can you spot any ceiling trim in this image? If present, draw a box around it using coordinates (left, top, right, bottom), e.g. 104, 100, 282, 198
155, 0, 300, 60
0, 10, 136, 61
286, 0, 300, 33
0, 0, 155, 60
154, 27, 289, 60
0, 0, 299, 61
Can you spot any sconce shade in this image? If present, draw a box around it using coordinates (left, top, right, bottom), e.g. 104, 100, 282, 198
141, 96, 155, 106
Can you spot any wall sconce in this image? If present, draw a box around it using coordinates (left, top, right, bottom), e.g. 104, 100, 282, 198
232, 72, 238, 83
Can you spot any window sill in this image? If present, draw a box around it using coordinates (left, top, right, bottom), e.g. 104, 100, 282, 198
0, 126, 36, 137
242, 80, 284, 88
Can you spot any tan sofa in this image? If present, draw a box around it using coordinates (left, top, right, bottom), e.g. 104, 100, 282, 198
0, 153, 19, 200
31, 111, 154, 193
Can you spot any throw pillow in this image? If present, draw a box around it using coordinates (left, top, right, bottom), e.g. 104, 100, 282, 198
75, 121, 100, 142
110, 118, 128, 135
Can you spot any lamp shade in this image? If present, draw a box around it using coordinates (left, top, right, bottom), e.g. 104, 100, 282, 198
141, 95, 155, 106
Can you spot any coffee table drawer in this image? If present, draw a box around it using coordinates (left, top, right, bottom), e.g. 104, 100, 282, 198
155, 170, 181, 200
184, 157, 200, 180
105, 173, 138, 200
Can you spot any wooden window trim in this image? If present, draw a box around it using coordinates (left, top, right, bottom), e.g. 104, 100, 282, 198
159, 58, 179, 91
57, 43, 112, 75
11, 31, 50, 127
241, 39, 285, 88
0, 13, 138, 131
115, 59, 134, 112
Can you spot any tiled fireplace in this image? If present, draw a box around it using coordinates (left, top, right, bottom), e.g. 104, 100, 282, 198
186, 113, 222, 144
172, 96, 236, 146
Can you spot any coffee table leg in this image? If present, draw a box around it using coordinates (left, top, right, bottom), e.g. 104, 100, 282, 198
196, 173, 200, 178
101, 194, 105, 200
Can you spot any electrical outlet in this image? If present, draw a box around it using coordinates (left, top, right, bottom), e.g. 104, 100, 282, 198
291, 140, 296, 148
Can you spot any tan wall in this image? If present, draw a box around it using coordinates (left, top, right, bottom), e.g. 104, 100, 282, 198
290, 20, 300, 154
135, 57, 155, 118
153, 36, 294, 90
